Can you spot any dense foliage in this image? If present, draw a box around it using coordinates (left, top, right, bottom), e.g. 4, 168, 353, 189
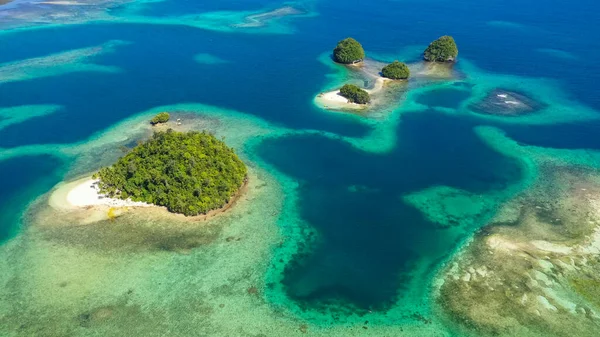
423, 36, 458, 62
339, 84, 370, 104
94, 130, 247, 216
333, 38, 365, 64
150, 112, 170, 125
381, 61, 410, 79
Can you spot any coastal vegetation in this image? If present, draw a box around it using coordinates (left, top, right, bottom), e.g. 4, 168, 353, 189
339, 84, 370, 104
94, 130, 247, 216
150, 112, 170, 125
333, 38, 365, 64
381, 61, 410, 79
423, 36, 458, 62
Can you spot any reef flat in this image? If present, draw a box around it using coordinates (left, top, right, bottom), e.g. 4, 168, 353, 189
435, 128, 600, 337
469, 89, 547, 117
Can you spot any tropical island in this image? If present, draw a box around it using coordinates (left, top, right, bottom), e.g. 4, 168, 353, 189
423, 35, 458, 62
92, 129, 247, 216
381, 61, 410, 80
333, 37, 365, 64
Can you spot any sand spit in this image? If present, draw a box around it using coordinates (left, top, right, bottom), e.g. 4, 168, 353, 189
68, 179, 150, 208
47, 177, 154, 225
50, 177, 151, 211
47, 173, 249, 226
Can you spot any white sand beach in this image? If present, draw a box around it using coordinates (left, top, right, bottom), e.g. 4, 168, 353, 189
49, 177, 151, 210
314, 77, 391, 111
315, 90, 365, 110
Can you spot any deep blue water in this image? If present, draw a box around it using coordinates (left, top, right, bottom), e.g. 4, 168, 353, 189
416, 88, 471, 109
2, 0, 600, 317
257, 110, 522, 310
0, 156, 63, 240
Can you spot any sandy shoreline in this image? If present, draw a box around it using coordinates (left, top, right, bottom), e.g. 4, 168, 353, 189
315, 76, 391, 111
48, 175, 249, 224
315, 90, 365, 110
49, 177, 152, 210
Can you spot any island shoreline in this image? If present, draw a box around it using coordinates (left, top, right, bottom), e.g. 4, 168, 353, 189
48, 174, 250, 222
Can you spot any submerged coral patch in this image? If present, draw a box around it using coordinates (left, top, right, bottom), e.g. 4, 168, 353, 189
470, 88, 547, 117
232, 6, 305, 28
435, 133, 600, 336
0, 105, 62, 130
0, 40, 126, 84
193, 53, 229, 65
403, 186, 491, 229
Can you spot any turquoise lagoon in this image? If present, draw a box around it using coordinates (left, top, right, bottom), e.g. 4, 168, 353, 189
1, 0, 600, 336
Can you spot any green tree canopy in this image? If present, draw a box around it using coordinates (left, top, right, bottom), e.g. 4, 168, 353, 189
94, 130, 247, 216
381, 61, 410, 80
423, 36, 458, 62
333, 38, 365, 64
339, 84, 370, 104
150, 112, 170, 125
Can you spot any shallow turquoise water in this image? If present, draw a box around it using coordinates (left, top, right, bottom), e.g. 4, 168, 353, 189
1, 0, 600, 333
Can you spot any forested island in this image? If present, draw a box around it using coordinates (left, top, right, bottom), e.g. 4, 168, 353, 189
423, 35, 458, 62
333, 37, 365, 64
93, 130, 247, 216
381, 61, 410, 79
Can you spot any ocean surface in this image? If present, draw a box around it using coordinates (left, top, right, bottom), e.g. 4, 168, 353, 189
1, 0, 600, 335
